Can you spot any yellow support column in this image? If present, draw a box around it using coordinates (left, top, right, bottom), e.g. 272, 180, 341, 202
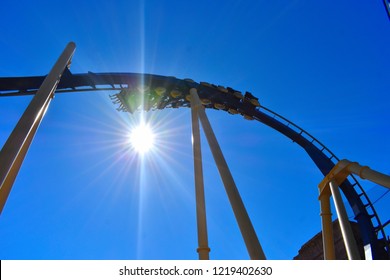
346, 162, 390, 190
190, 89, 266, 260
329, 180, 361, 260
190, 88, 210, 260
319, 185, 335, 260
319, 159, 390, 260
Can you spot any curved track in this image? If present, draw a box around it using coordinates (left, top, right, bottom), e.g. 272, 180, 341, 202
1, 71, 389, 259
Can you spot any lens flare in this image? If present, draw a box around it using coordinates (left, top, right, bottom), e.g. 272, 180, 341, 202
129, 123, 155, 154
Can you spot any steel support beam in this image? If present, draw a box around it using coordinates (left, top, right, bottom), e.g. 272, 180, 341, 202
319, 191, 335, 260
190, 89, 210, 260
0, 42, 76, 214
329, 180, 361, 260
190, 88, 266, 260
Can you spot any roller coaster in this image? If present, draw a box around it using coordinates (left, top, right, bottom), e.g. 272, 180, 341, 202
0, 43, 389, 259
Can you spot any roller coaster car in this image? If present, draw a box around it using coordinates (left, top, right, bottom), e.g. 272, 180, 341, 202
137, 85, 150, 93
225, 86, 244, 100
227, 108, 239, 115
156, 99, 169, 110
243, 114, 254, 120
244, 91, 260, 107
214, 103, 226, 110
143, 94, 157, 111
200, 81, 213, 88
217, 85, 228, 93
200, 98, 211, 105
234, 105, 254, 120
154, 87, 167, 96
227, 86, 234, 92
234, 91, 244, 99
121, 94, 140, 114
200, 81, 220, 92
111, 94, 126, 112
170, 100, 182, 108
109, 94, 121, 104
170, 89, 182, 98
116, 105, 126, 112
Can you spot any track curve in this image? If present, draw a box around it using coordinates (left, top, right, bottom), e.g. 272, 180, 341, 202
1, 72, 388, 259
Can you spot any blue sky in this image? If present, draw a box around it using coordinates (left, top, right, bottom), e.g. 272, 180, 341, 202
0, 0, 389, 260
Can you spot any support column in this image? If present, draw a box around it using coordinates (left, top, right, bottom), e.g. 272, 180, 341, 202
319, 189, 335, 260
0, 42, 76, 214
329, 180, 361, 260
347, 163, 390, 190
190, 88, 266, 260
190, 89, 210, 260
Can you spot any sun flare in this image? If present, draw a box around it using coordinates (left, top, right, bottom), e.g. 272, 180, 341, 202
129, 123, 155, 154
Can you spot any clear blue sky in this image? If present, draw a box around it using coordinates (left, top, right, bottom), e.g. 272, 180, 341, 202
0, 0, 389, 260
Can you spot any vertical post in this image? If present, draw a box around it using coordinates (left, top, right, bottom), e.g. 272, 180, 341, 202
190, 89, 210, 260
0, 42, 76, 214
319, 188, 335, 260
329, 180, 361, 260
190, 89, 266, 260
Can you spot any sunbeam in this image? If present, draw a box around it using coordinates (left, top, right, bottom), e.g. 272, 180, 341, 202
128, 122, 155, 154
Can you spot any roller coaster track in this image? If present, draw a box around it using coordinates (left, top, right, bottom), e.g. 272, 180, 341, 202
1, 71, 389, 259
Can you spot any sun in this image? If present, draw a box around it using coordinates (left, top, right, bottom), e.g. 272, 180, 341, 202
129, 122, 156, 154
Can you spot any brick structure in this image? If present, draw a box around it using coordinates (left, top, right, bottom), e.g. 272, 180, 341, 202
294, 220, 365, 260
